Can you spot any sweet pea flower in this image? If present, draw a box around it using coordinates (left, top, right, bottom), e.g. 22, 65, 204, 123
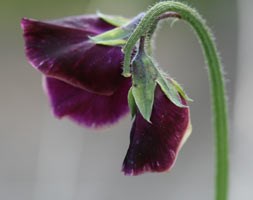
122, 85, 191, 175
121, 41, 192, 175
21, 14, 132, 127
21, 12, 191, 175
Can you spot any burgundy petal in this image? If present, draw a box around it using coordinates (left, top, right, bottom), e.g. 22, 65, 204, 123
21, 16, 125, 95
122, 85, 191, 175
43, 77, 131, 128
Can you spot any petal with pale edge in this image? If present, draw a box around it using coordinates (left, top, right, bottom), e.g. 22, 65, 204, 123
122, 85, 191, 175
21, 16, 125, 95
44, 77, 131, 128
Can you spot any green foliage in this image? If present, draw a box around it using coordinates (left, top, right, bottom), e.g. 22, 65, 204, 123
156, 72, 188, 108
97, 11, 130, 26
127, 87, 137, 118
131, 52, 157, 122
90, 27, 129, 46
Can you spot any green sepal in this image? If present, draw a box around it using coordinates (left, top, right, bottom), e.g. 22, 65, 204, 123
97, 11, 130, 27
170, 78, 193, 102
128, 87, 137, 118
131, 53, 158, 122
91, 13, 144, 47
156, 70, 188, 108
90, 27, 129, 46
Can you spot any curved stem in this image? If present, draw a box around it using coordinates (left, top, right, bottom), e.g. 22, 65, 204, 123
123, 2, 229, 200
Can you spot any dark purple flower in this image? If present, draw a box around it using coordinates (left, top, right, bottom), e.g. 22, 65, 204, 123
21, 15, 131, 127
122, 85, 191, 175
21, 15, 126, 95
21, 13, 192, 175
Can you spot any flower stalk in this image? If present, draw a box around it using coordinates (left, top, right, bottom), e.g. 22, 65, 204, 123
123, 1, 229, 200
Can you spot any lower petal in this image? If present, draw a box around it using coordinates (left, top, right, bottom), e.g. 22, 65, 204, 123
44, 77, 131, 128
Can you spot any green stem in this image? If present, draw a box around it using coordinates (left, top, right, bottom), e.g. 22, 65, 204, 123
123, 2, 229, 200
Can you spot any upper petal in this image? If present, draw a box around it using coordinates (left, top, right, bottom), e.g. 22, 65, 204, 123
122, 85, 191, 175
44, 77, 131, 128
21, 16, 125, 95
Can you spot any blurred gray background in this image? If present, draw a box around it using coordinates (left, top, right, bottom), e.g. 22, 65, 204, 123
0, 0, 252, 199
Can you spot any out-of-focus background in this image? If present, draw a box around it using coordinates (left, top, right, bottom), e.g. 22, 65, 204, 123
0, 0, 251, 199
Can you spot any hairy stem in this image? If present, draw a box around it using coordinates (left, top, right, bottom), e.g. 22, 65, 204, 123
123, 2, 229, 200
